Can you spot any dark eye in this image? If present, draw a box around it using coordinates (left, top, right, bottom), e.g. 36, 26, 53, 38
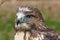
26, 15, 32, 18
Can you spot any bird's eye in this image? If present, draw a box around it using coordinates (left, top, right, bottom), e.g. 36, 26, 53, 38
26, 15, 32, 18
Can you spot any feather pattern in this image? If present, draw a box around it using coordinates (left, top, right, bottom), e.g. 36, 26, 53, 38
14, 6, 60, 40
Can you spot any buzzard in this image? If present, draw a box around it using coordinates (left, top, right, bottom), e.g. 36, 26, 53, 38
14, 6, 60, 40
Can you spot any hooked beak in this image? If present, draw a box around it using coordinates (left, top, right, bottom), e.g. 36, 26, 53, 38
16, 17, 25, 25
16, 7, 32, 25
16, 12, 25, 25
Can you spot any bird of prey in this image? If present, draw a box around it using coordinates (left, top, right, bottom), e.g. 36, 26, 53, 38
14, 6, 60, 40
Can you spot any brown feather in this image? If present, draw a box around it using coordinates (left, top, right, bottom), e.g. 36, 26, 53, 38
14, 6, 60, 40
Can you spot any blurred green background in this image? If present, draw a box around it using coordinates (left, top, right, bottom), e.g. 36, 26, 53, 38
0, 0, 60, 40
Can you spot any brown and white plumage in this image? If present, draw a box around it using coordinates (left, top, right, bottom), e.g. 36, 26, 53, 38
14, 6, 60, 40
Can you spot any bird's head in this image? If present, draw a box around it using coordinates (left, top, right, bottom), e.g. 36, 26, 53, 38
15, 6, 43, 31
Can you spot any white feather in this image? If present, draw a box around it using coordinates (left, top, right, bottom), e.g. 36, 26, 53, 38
19, 7, 31, 11
14, 31, 24, 40
16, 12, 25, 19
39, 34, 44, 40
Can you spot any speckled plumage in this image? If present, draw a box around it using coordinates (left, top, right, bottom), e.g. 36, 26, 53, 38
14, 6, 60, 40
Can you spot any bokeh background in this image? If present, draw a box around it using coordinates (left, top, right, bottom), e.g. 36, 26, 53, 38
0, 0, 60, 40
